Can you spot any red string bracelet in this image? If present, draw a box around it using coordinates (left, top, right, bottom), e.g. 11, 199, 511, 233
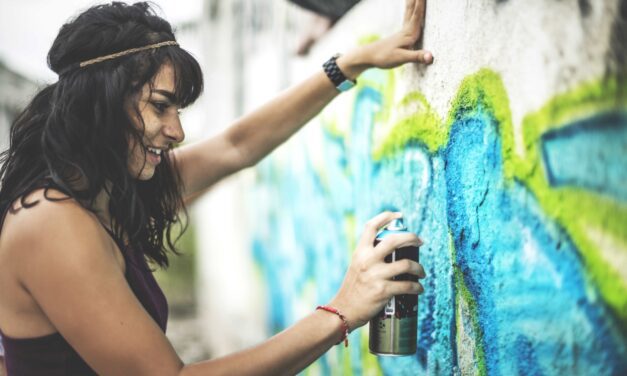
316, 305, 349, 347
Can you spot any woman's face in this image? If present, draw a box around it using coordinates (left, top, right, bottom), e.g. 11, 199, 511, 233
127, 64, 184, 180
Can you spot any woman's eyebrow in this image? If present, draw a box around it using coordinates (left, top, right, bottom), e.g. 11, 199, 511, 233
151, 89, 176, 102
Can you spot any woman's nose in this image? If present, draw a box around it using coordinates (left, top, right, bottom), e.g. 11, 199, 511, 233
163, 114, 185, 144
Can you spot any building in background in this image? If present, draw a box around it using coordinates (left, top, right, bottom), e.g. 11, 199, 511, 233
191, 0, 312, 358
0, 60, 37, 153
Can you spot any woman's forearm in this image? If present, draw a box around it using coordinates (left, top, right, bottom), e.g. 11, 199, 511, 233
227, 71, 339, 168
180, 309, 345, 376
225, 52, 367, 168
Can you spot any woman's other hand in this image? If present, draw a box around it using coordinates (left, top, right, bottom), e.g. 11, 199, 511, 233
329, 212, 426, 331
337, 0, 433, 80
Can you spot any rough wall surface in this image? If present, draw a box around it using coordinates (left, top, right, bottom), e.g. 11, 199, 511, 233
248, 0, 627, 374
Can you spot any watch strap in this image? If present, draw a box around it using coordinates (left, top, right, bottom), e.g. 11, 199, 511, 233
323, 54, 356, 92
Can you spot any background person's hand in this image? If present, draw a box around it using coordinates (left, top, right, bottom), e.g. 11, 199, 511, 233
328, 211, 426, 331
337, 0, 433, 79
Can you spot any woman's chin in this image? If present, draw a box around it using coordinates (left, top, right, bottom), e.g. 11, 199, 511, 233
138, 173, 155, 181
133, 167, 156, 181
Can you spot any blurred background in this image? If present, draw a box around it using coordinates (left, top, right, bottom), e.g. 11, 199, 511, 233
1, 0, 626, 375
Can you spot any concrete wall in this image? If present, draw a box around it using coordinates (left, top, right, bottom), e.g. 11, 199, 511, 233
240, 0, 627, 374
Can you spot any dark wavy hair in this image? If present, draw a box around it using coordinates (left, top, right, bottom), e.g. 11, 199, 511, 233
0, 2, 203, 267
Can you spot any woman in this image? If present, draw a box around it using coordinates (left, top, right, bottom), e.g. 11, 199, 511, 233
0, 1, 432, 374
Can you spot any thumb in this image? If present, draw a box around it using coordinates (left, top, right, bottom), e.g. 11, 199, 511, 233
399, 49, 433, 65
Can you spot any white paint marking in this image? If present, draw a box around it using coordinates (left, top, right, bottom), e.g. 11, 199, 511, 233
585, 225, 627, 284
521, 227, 563, 288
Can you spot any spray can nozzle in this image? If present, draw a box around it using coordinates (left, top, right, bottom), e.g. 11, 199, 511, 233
385, 217, 407, 231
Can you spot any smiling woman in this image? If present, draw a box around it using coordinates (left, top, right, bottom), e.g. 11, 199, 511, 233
127, 64, 186, 181
0, 2, 202, 268
0, 1, 431, 374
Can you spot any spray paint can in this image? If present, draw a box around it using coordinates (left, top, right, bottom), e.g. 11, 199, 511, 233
369, 217, 419, 356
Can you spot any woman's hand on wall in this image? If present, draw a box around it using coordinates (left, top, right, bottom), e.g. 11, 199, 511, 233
329, 212, 426, 331
337, 0, 433, 80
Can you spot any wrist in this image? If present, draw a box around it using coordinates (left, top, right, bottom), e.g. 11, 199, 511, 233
316, 305, 350, 347
327, 297, 360, 332
335, 49, 369, 81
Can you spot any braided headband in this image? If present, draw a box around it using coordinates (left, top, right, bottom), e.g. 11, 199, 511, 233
58, 40, 178, 75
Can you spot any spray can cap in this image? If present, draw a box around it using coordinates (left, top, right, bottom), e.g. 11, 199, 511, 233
385, 217, 406, 231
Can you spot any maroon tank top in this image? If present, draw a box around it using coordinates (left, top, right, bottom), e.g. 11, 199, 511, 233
0, 232, 168, 375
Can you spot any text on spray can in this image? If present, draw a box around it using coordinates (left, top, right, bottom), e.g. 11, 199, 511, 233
368, 217, 420, 356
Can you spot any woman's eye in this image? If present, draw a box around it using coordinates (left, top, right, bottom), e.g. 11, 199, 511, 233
151, 102, 168, 113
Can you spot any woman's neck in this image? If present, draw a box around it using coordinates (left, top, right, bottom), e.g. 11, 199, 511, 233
92, 183, 113, 228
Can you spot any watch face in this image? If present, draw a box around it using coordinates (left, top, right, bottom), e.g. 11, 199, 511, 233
338, 80, 356, 92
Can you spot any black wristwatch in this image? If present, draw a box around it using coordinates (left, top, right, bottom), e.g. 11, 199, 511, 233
323, 53, 356, 92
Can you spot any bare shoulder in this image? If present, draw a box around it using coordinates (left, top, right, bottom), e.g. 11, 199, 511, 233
0, 188, 116, 268
6, 187, 85, 221
0, 189, 181, 373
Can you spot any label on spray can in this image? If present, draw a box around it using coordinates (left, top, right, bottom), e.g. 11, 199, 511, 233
368, 217, 419, 356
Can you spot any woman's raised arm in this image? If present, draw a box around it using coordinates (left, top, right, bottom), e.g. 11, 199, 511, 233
173, 0, 432, 200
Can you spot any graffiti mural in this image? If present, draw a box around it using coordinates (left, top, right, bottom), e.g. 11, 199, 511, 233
248, 60, 627, 375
